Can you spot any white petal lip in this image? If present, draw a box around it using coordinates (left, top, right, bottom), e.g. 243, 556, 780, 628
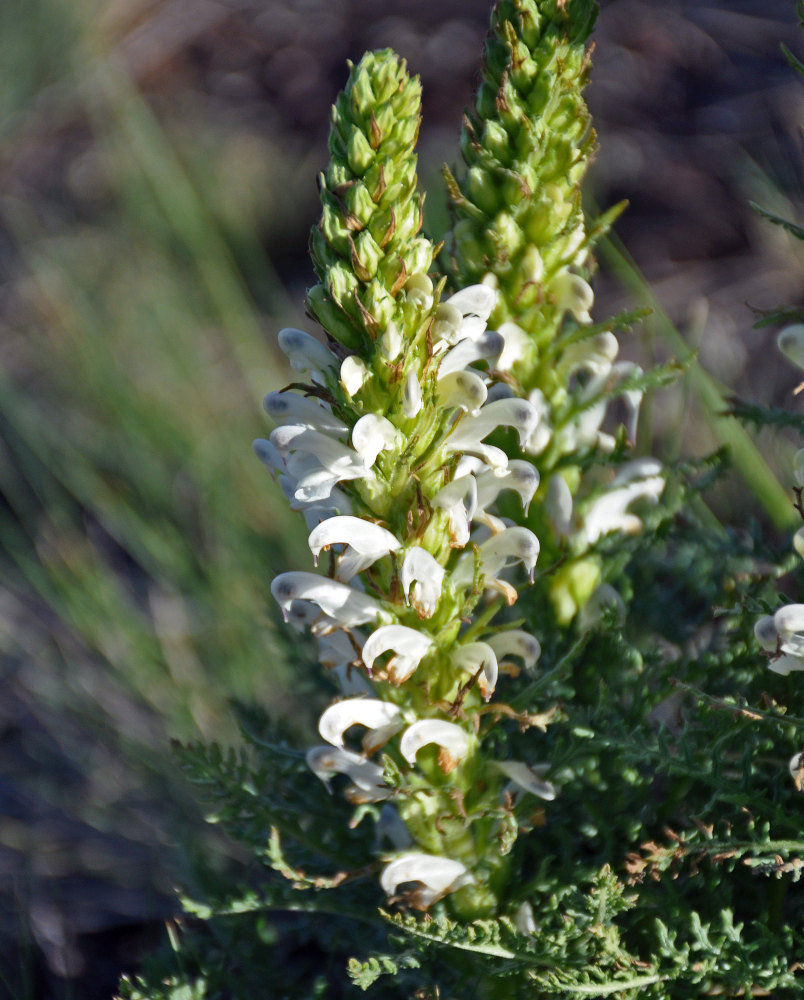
487, 630, 541, 671
270, 426, 367, 478
271, 572, 382, 625
318, 698, 403, 749
361, 625, 433, 676
380, 853, 473, 906
400, 720, 470, 767
495, 760, 557, 801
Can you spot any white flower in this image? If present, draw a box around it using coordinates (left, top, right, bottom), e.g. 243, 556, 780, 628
794, 528, 804, 559
453, 527, 540, 594
495, 760, 556, 801
448, 397, 539, 454
400, 547, 446, 618
515, 900, 536, 936
450, 641, 499, 700
583, 460, 664, 545
778, 324, 804, 370
436, 370, 488, 413
253, 437, 285, 476
523, 389, 552, 456
440, 284, 497, 344
271, 572, 383, 626
306, 746, 389, 801
352, 413, 398, 468
560, 330, 618, 377
376, 805, 413, 849
380, 853, 473, 909
399, 719, 470, 771
487, 630, 541, 674
773, 604, 804, 657
404, 273, 434, 311
437, 329, 504, 377
545, 474, 573, 539
577, 583, 626, 631
403, 370, 423, 418
380, 322, 403, 361
263, 391, 348, 435
754, 615, 778, 652
433, 475, 478, 547
340, 356, 371, 397
553, 271, 594, 324
307, 516, 401, 581
361, 624, 433, 683
475, 461, 539, 517
497, 321, 530, 371
318, 697, 404, 754
278, 327, 338, 380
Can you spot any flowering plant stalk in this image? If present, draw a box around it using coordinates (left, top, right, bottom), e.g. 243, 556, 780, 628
119, 3, 804, 999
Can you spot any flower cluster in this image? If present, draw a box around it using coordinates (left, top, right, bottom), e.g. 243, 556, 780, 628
256, 50, 559, 916
442, 0, 663, 621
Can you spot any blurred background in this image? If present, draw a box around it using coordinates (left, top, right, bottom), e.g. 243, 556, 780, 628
1, 0, 803, 995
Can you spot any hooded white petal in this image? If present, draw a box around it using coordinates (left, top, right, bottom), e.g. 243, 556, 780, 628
380, 853, 473, 908
400, 719, 470, 768
475, 461, 539, 515
433, 475, 478, 547
778, 324, 804, 370
450, 641, 499, 700
436, 370, 488, 413
271, 572, 382, 626
497, 321, 530, 371
278, 328, 338, 378
318, 697, 404, 752
307, 516, 401, 580
495, 760, 557, 801
306, 745, 389, 800
754, 615, 778, 652
553, 271, 594, 324
583, 465, 664, 545
446, 398, 539, 455
263, 391, 348, 435
404, 273, 434, 310
400, 547, 446, 618
361, 625, 433, 682
438, 329, 504, 377
774, 604, 804, 657
487, 630, 541, 673
352, 414, 398, 468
